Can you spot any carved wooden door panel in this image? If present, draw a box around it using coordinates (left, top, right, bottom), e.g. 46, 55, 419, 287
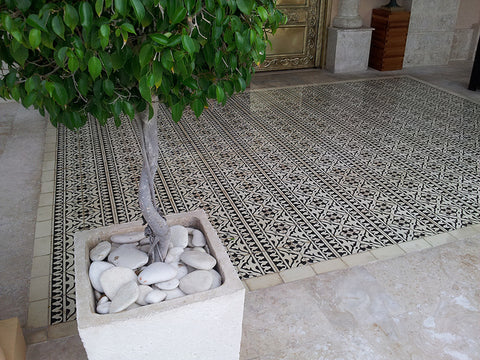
259, 0, 327, 71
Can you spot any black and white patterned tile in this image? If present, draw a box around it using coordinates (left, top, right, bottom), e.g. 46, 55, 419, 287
50, 77, 480, 324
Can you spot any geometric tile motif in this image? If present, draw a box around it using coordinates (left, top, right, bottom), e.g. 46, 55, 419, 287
50, 77, 480, 324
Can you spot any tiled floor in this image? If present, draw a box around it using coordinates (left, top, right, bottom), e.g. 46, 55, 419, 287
0, 60, 479, 358
45, 75, 480, 325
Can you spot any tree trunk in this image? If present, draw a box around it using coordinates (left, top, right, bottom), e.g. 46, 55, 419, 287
134, 99, 170, 262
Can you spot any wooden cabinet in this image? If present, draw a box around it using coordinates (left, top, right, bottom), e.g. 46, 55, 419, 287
369, 8, 410, 71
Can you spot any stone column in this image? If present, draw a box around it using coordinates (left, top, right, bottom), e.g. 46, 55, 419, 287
332, 0, 363, 29
326, 0, 373, 73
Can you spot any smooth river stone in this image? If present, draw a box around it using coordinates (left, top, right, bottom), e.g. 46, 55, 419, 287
192, 247, 206, 253
108, 244, 149, 269
90, 241, 112, 261
180, 251, 216, 270
100, 267, 137, 299
136, 285, 154, 306
155, 278, 180, 290
209, 269, 222, 289
169, 225, 189, 248
164, 288, 186, 300
109, 281, 139, 313
89, 261, 115, 293
172, 262, 189, 279
191, 229, 206, 247
96, 301, 111, 314
138, 262, 177, 285
165, 247, 184, 263
111, 231, 146, 244
145, 290, 167, 304
179, 270, 213, 295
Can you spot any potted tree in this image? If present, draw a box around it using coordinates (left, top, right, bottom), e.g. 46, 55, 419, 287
0, 0, 285, 358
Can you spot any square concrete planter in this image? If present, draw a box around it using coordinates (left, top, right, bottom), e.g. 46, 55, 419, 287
75, 209, 245, 360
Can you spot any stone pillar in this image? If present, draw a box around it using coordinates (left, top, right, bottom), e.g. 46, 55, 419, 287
332, 0, 363, 29
326, 0, 372, 73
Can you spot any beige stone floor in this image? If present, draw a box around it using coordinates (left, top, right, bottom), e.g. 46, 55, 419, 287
1, 60, 479, 358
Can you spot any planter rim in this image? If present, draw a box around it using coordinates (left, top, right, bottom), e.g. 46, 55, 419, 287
74, 209, 244, 328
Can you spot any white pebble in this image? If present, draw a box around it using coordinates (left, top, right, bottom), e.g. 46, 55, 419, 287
136, 285, 154, 306
209, 269, 222, 289
192, 247, 206, 253
99, 267, 137, 299
110, 281, 139, 313
145, 290, 167, 304
191, 229, 206, 247
180, 251, 216, 270
165, 247, 184, 263
164, 288, 186, 300
96, 301, 111, 314
111, 231, 146, 244
89, 261, 114, 293
155, 278, 180, 290
90, 241, 112, 261
171, 262, 189, 279
108, 244, 149, 269
138, 262, 177, 285
179, 270, 213, 295
169, 225, 189, 248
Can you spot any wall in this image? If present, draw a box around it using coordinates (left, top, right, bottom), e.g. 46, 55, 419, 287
450, 0, 480, 60
402, 0, 460, 66
328, 0, 480, 67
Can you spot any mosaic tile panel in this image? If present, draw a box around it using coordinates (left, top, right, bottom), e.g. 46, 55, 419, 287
50, 77, 480, 324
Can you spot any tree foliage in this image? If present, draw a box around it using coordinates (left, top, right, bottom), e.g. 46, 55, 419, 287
0, 0, 286, 129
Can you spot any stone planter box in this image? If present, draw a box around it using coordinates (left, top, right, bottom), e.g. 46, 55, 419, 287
74, 209, 245, 360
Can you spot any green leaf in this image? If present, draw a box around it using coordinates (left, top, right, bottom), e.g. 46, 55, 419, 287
88, 56, 102, 79
130, 0, 145, 21
51, 15, 65, 40
53, 83, 68, 106
99, 24, 110, 49
120, 23, 136, 34
236, 0, 254, 15
171, 101, 185, 122
26, 14, 48, 32
29, 29, 42, 49
170, 7, 187, 25
54, 47, 68, 67
216, 84, 225, 103
78, 73, 90, 96
25, 75, 40, 93
152, 60, 163, 88
80, 2, 94, 29
257, 6, 268, 22
68, 55, 79, 72
22, 92, 37, 108
191, 98, 204, 118
150, 33, 169, 45
122, 100, 135, 119
114, 0, 127, 16
16, 0, 32, 12
139, 44, 154, 67
64, 4, 79, 32
139, 75, 152, 103
11, 46, 28, 66
95, 0, 104, 16
103, 79, 114, 96
181, 35, 196, 55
